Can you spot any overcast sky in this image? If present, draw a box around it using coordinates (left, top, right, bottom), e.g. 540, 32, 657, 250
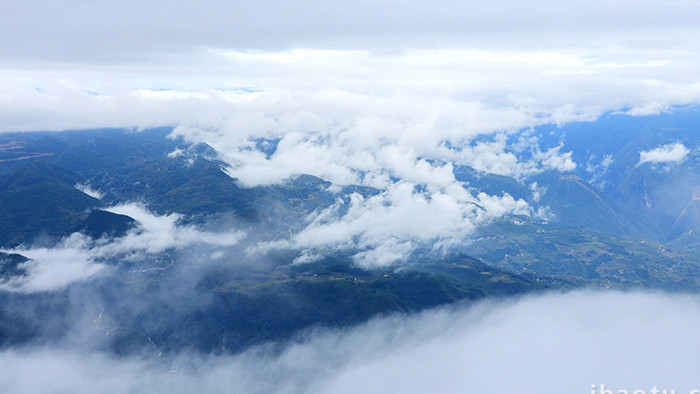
3, 0, 700, 132
3, 0, 700, 62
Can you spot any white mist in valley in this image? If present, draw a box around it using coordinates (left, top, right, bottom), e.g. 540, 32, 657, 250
1, 290, 699, 394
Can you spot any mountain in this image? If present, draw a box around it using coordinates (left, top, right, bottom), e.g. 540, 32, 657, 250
0, 111, 697, 357
530, 172, 636, 236
97, 253, 548, 354
455, 165, 638, 236
0, 252, 28, 277
0, 161, 138, 246
91, 156, 259, 220
530, 107, 700, 240
469, 216, 700, 290
82, 209, 136, 239
0, 161, 100, 246
0, 127, 177, 177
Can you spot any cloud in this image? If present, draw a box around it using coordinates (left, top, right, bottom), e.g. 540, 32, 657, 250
0, 204, 246, 293
1, 291, 700, 393
445, 133, 576, 178
535, 144, 577, 173
451, 134, 525, 177
586, 154, 614, 189
160, 98, 577, 266
5, 43, 700, 134
0, 234, 108, 293
313, 291, 700, 394
103, 204, 246, 254
530, 182, 546, 202
622, 102, 669, 117
638, 143, 690, 166
270, 181, 531, 267
74, 183, 103, 200
2, 0, 700, 140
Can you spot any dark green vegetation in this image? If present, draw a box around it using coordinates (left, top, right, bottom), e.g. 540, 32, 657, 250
0, 107, 697, 355
470, 217, 700, 290
89, 253, 550, 355
0, 247, 550, 354
0, 160, 137, 247
0, 161, 99, 246
82, 209, 136, 239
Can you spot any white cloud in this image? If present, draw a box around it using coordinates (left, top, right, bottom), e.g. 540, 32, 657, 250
622, 102, 669, 117
441, 134, 576, 179
0, 234, 108, 293
132, 89, 210, 101
587, 154, 613, 174
585, 154, 614, 189
1, 0, 700, 138
535, 144, 577, 173
104, 204, 246, 254
278, 182, 531, 267
638, 143, 690, 165
352, 239, 416, 268
530, 182, 545, 202
452, 134, 524, 176
74, 183, 103, 199
0, 204, 246, 293
313, 291, 700, 394
1, 3, 699, 392
1, 291, 700, 393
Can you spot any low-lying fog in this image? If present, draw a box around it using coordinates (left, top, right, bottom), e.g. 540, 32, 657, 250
1, 290, 698, 394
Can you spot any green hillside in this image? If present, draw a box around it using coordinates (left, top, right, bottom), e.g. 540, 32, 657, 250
0, 161, 100, 246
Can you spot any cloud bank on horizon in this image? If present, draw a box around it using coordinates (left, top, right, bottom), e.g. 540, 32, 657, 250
2, 0, 700, 134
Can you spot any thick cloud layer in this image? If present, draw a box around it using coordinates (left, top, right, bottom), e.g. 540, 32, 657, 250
3, 1, 700, 134
4, 45, 700, 133
1, 291, 699, 394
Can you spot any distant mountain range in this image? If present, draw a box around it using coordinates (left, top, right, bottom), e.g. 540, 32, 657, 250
0, 107, 697, 354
